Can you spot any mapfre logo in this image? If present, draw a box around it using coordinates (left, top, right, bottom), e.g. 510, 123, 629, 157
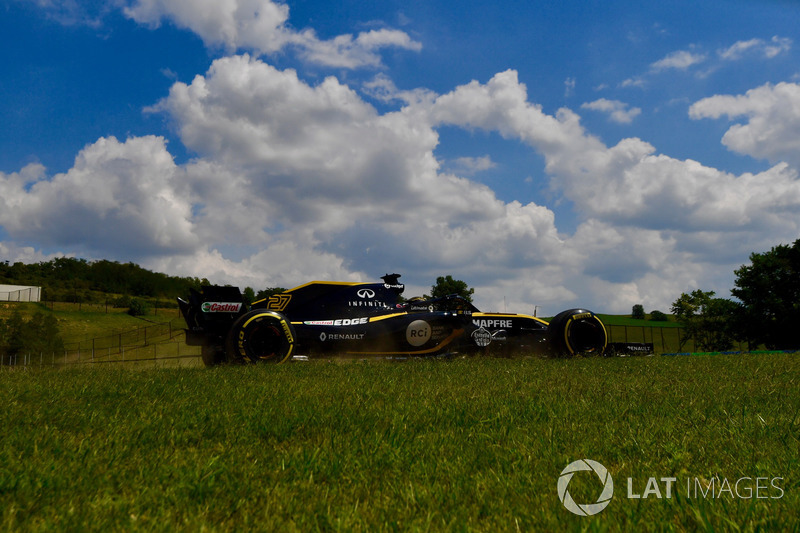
558, 459, 614, 516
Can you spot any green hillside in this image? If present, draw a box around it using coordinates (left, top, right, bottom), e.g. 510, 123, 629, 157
0, 257, 205, 303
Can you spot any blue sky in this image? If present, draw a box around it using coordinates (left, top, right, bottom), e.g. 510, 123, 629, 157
2, 0, 800, 314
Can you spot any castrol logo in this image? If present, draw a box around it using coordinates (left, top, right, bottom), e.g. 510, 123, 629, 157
201, 302, 242, 313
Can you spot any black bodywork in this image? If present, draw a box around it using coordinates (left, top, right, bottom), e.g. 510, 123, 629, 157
178, 274, 607, 365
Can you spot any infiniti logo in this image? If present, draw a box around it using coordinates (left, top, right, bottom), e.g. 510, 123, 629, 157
357, 289, 375, 299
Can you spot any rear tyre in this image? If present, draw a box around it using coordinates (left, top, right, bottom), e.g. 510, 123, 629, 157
226, 310, 296, 364
548, 309, 607, 357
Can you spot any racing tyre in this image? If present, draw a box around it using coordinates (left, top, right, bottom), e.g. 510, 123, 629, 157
548, 309, 607, 357
226, 310, 296, 364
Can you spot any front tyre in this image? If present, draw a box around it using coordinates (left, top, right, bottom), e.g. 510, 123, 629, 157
548, 309, 607, 357
226, 310, 296, 364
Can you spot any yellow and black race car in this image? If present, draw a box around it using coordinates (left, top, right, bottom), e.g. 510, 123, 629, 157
178, 274, 607, 366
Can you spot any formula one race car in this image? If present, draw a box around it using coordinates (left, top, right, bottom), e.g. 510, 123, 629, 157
178, 274, 607, 366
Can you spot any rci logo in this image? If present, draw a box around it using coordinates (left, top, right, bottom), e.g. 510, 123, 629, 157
558, 459, 614, 516
406, 320, 431, 346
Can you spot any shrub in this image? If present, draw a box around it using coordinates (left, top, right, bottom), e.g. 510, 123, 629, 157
114, 295, 132, 308
0, 311, 64, 358
127, 298, 150, 317
649, 310, 668, 322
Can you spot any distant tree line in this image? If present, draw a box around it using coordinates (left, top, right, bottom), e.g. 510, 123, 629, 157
1, 259, 486, 310
0, 258, 209, 303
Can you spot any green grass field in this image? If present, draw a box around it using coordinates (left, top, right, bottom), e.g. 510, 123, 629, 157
0, 301, 182, 343
2, 354, 798, 531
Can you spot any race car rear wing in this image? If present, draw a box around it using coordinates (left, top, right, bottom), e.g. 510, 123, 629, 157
177, 285, 247, 346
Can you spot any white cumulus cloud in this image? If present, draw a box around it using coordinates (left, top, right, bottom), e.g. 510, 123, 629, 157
689, 82, 800, 167
581, 98, 642, 124
719, 36, 792, 60
651, 49, 707, 71
123, 0, 421, 68
0, 136, 198, 257
4, 54, 800, 314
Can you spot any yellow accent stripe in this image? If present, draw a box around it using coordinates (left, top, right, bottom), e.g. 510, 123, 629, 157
291, 313, 407, 325
473, 312, 549, 326
368, 312, 408, 322
252, 281, 374, 305
284, 281, 371, 292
